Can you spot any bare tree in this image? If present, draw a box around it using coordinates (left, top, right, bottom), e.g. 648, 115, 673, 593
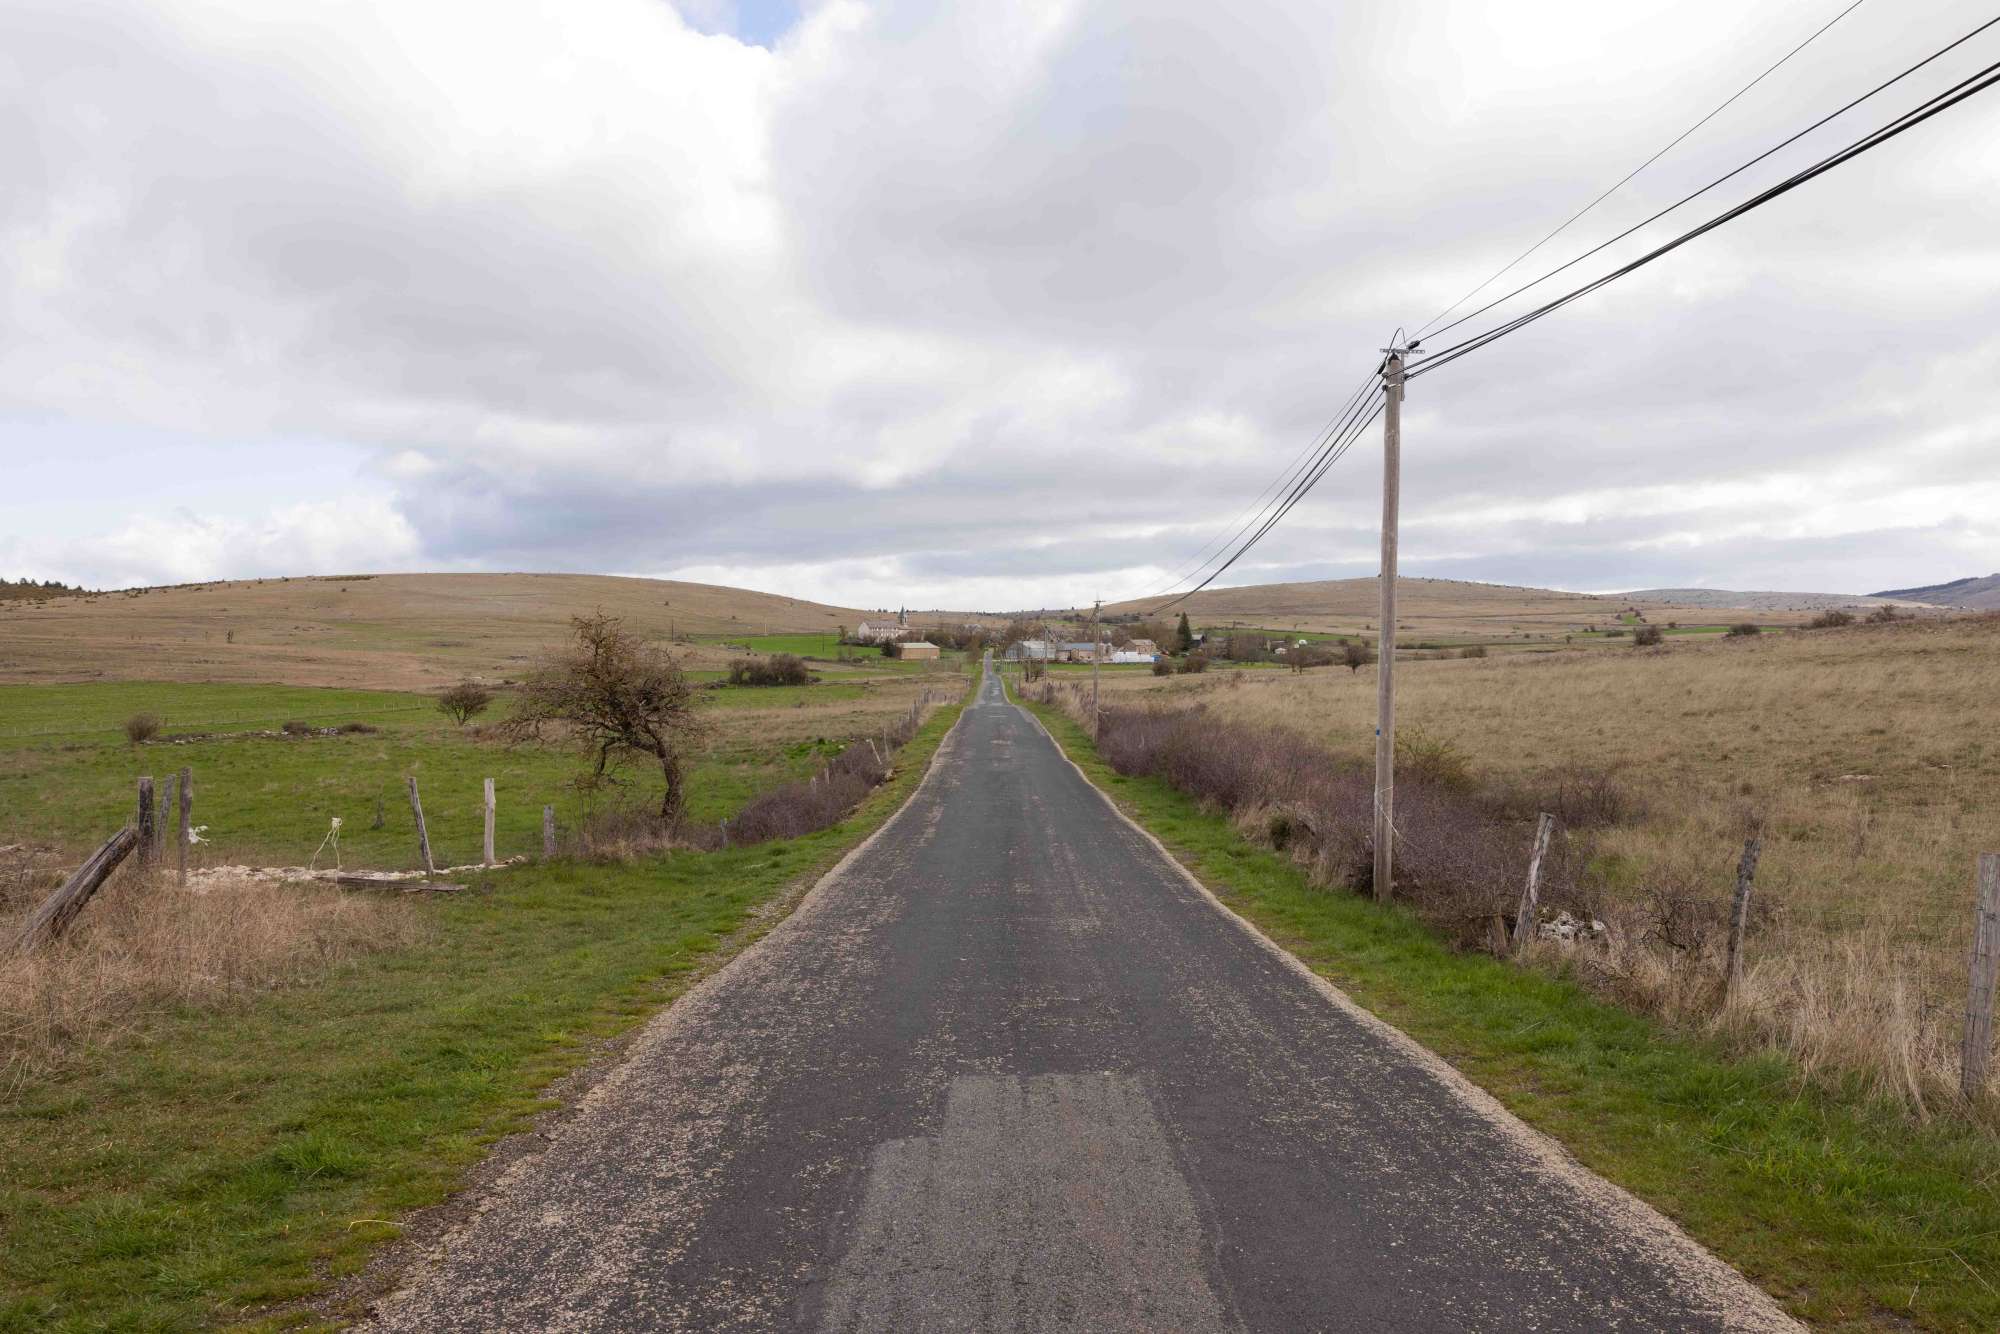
1341, 640, 1374, 674
437, 680, 494, 726
502, 614, 707, 821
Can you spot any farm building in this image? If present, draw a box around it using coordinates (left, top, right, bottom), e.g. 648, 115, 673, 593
853, 618, 909, 643
890, 640, 940, 660
1004, 640, 1056, 661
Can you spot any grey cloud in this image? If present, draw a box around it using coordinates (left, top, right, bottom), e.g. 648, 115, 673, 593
1, 0, 1995, 604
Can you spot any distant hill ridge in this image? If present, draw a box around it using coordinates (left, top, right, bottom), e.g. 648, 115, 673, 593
1618, 588, 1918, 612
1869, 573, 2000, 611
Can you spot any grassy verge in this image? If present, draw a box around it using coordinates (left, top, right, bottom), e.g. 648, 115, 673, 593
0, 691, 967, 1332
1017, 694, 2000, 1333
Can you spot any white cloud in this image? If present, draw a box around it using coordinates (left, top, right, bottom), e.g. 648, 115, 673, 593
1, 0, 1996, 603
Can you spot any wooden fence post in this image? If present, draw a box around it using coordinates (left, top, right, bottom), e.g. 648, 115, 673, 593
136, 777, 156, 869
1962, 852, 2000, 1099
720, 817, 731, 849
176, 766, 193, 885
159, 772, 178, 863
14, 826, 140, 953
482, 777, 496, 867
1725, 835, 1762, 998
542, 805, 557, 858
406, 776, 435, 874
1511, 812, 1556, 954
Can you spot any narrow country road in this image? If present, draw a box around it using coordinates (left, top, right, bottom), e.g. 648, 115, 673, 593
370, 666, 1794, 1332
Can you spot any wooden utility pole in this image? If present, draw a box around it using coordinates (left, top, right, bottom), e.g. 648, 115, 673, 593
1373, 350, 1405, 901
1963, 852, 2000, 1098
1090, 598, 1102, 722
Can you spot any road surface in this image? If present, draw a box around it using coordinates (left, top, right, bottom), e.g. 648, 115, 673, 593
371, 666, 1793, 1332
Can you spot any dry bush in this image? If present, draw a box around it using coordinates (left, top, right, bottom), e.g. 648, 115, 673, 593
124, 713, 161, 744
0, 858, 427, 1086
727, 654, 812, 687
437, 680, 495, 725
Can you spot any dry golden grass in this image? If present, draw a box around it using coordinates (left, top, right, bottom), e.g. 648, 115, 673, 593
1100, 616, 2000, 1109
0, 852, 429, 1087
0, 572, 874, 690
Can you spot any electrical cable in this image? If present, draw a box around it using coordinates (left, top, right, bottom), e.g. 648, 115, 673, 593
1414, 0, 1870, 340
1409, 55, 2000, 379
1416, 15, 2000, 351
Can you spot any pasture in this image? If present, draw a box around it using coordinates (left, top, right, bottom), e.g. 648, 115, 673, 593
1088, 614, 2000, 1110
0, 677, 939, 869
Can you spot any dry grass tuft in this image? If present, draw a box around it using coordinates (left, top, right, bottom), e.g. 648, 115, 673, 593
0, 851, 428, 1088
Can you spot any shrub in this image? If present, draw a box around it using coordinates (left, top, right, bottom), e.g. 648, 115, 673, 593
502, 613, 706, 822
1341, 641, 1373, 673
1151, 657, 1174, 677
1809, 609, 1855, 629
1396, 727, 1474, 791
1457, 645, 1488, 659
1632, 625, 1664, 647
337, 721, 380, 735
280, 720, 315, 736
727, 654, 811, 687
1866, 604, 1901, 624
1726, 623, 1761, 638
437, 681, 495, 726
1178, 653, 1209, 674
123, 713, 161, 744
1023, 659, 1047, 682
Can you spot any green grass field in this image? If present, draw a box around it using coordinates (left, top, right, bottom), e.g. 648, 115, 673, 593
697, 632, 971, 674
0, 682, 891, 867
1018, 692, 2000, 1333
0, 693, 968, 1332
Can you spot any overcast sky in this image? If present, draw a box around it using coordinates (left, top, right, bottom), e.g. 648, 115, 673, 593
2, 0, 1996, 609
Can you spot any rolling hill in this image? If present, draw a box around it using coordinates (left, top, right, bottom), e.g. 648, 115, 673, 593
1870, 573, 2000, 611
0, 572, 875, 689
1102, 576, 1736, 641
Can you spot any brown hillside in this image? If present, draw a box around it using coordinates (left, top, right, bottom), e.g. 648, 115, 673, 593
0, 572, 871, 689
1103, 577, 1756, 641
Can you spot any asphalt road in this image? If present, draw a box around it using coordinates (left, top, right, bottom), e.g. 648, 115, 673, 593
371, 666, 1795, 1332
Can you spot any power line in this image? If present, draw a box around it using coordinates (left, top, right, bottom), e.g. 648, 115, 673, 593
1153, 365, 1381, 596
1410, 53, 2000, 379
1150, 385, 1386, 614
1416, 14, 2000, 351
1414, 0, 1870, 342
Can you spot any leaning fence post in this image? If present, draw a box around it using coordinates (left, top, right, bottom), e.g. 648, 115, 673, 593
136, 777, 156, 869
1511, 812, 1556, 954
482, 777, 496, 866
406, 775, 435, 874
543, 804, 557, 858
1725, 834, 1762, 998
1962, 852, 2000, 1099
176, 766, 193, 885
13, 826, 141, 953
